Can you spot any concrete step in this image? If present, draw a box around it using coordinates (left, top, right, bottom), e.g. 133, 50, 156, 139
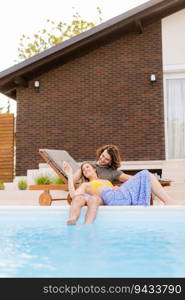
39, 163, 48, 168
154, 189, 185, 202
162, 160, 185, 182
166, 182, 185, 190
27, 168, 57, 185
4, 176, 28, 191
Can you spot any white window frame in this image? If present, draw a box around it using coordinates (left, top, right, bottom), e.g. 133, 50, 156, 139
163, 64, 185, 160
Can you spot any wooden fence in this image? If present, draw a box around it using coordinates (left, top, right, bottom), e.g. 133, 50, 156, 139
0, 114, 14, 182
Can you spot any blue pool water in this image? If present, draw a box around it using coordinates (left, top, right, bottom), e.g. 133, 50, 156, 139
0, 206, 185, 278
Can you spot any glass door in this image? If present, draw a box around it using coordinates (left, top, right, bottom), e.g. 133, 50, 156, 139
165, 77, 185, 159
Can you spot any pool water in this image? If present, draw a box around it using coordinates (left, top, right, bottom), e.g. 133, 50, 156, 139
0, 206, 185, 278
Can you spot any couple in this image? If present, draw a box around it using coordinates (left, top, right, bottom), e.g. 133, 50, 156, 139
62, 144, 181, 225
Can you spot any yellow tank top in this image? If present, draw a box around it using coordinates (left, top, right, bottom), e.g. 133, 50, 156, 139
91, 180, 113, 192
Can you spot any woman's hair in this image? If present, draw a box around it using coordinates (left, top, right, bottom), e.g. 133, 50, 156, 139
96, 144, 121, 169
80, 162, 97, 182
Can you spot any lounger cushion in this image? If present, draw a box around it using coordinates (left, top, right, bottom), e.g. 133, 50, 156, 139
39, 149, 79, 179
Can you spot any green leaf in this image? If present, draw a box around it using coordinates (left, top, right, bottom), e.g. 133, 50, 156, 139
17, 8, 103, 61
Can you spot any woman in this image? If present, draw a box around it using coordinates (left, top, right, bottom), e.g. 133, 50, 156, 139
63, 162, 183, 225
71, 144, 132, 225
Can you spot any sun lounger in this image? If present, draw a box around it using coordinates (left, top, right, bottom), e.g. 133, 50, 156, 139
39, 149, 79, 181
29, 149, 80, 205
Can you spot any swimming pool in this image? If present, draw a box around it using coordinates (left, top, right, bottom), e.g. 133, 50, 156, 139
0, 206, 185, 278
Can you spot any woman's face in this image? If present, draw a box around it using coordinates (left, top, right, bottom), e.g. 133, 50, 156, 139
82, 163, 96, 178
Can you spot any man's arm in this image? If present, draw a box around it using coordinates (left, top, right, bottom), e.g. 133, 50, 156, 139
69, 176, 86, 198
73, 183, 86, 197
119, 172, 132, 182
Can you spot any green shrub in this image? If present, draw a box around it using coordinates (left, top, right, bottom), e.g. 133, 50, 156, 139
34, 174, 53, 185
0, 181, 5, 190
18, 179, 28, 190
53, 177, 64, 184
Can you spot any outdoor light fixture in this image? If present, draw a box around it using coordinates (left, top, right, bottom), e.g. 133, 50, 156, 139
150, 74, 156, 83
34, 80, 40, 91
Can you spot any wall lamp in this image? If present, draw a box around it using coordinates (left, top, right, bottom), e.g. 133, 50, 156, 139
149, 74, 157, 83
34, 80, 40, 91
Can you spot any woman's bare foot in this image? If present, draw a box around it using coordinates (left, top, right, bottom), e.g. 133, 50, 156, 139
67, 219, 76, 225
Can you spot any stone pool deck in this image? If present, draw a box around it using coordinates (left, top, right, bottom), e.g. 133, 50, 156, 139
0, 190, 69, 206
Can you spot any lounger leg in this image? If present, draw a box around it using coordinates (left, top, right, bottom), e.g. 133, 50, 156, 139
150, 193, 154, 205
39, 190, 52, 206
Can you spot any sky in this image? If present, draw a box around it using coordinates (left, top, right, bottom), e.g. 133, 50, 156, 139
0, 0, 149, 112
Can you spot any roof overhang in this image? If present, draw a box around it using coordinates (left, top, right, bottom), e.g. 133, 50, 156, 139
1, 0, 185, 99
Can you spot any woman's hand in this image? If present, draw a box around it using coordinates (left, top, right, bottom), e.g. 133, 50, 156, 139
62, 161, 75, 197
62, 161, 73, 177
112, 185, 119, 190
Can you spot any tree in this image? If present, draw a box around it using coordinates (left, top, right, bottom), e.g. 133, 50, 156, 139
17, 7, 102, 61
0, 100, 13, 113
6, 100, 11, 113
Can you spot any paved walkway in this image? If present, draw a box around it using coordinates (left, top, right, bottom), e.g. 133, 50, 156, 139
0, 190, 69, 206
0, 183, 185, 206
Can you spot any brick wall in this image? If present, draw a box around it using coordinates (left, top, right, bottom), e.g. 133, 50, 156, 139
16, 20, 165, 175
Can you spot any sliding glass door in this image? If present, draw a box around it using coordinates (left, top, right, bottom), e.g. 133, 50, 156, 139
165, 77, 185, 159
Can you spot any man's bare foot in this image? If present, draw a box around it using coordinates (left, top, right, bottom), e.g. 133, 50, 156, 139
67, 219, 76, 225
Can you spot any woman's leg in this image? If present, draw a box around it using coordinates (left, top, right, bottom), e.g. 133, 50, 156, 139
85, 196, 103, 224
67, 195, 86, 225
150, 173, 184, 205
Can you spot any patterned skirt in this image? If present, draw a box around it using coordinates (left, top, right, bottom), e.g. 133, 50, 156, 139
101, 170, 151, 206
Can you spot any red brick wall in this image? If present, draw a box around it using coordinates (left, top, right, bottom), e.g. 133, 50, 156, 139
16, 20, 165, 175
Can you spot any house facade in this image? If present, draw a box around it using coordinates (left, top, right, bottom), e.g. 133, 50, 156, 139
0, 0, 185, 176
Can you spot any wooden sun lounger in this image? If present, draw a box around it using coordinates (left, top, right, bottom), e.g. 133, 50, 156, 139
29, 149, 79, 205
29, 184, 70, 205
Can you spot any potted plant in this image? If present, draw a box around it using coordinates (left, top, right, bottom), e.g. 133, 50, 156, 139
18, 179, 28, 190
34, 174, 53, 185
53, 177, 65, 184
0, 181, 5, 190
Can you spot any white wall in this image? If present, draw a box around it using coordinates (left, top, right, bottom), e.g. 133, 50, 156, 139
162, 8, 185, 68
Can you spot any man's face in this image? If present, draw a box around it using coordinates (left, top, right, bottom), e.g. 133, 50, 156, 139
98, 150, 111, 167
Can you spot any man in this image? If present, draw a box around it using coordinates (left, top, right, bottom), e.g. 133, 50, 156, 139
73, 144, 131, 184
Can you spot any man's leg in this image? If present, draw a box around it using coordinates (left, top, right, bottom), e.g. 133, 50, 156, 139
85, 195, 103, 225
67, 195, 86, 225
